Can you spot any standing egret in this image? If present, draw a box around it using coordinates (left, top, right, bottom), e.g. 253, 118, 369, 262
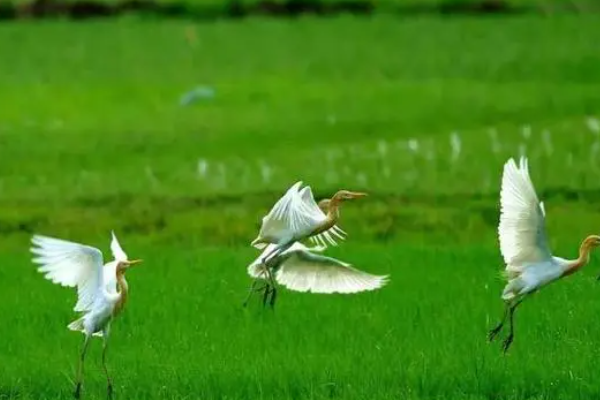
244, 241, 388, 307
31, 231, 143, 399
488, 157, 600, 353
250, 181, 366, 305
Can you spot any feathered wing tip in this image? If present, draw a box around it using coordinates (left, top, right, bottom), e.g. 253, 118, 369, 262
67, 317, 85, 333
251, 237, 267, 249
110, 230, 128, 261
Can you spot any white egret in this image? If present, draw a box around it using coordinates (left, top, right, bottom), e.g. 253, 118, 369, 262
488, 157, 600, 352
244, 242, 388, 307
251, 181, 365, 261
30, 231, 142, 399
250, 181, 366, 306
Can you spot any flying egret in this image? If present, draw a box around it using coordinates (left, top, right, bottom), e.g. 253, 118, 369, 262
251, 181, 366, 262
249, 181, 366, 306
488, 157, 600, 353
244, 241, 389, 307
30, 231, 143, 399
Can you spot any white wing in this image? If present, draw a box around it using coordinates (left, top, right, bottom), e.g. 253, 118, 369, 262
110, 230, 128, 261
31, 235, 105, 312
298, 186, 347, 248
274, 244, 389, 294
498, 157, 553, 272
247, 242, 328, 279
254, 181, 326, 248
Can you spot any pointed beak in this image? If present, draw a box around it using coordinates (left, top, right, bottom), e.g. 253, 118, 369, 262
349, 192, 368, 199
126, 259, 143, 266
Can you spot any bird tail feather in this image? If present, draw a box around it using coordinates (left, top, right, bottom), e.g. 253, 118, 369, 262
67, 317, 85, 333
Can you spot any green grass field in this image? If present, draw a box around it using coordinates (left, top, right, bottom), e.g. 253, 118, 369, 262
2, 14, 600, 400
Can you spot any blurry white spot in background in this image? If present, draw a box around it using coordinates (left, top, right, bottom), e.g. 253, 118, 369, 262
586, 116, 600, 136
197, 158, 208, 179
408, 138, 419, 153
179, 85, 215, 106
450, 131, 461, 162
145, 166, 159, 186
488, 128, 501, 154
377, 140, 388, 157
259, 162, 272, 184
521, 125, 532, 140
518, 143, 526, 158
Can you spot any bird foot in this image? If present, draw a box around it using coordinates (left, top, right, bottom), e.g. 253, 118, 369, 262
73, 383, 82, 399
502, 334, 514, 353
487, 325, 503, 342
107, 383, 113, 399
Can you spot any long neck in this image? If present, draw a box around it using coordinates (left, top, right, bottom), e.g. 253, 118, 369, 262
564, 239, 595, 276
310, 193, 342, 236
325, 193, 343, 222
113, 270, 129, 316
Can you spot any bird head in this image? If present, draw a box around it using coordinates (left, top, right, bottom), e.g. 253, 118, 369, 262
117, 259, 143, 272
336, 190, 368, 201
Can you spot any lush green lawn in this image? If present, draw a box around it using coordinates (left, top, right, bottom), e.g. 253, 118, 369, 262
2, 14, 600, 399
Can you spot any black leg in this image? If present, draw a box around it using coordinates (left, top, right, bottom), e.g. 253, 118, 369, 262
488, 304, 509, 342
502, 300, 523, 354
243, 279, 259, 307
74, 335, 91, 399
262, 283, 272, 307
269, 286, 277, 309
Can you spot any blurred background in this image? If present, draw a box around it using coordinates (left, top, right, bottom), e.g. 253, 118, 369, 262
2, 2, 600, 399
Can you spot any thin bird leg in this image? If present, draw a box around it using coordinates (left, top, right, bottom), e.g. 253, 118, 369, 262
488, 303, 510, 342
243, 278, 260, 307
74, 334, 91, 399
260, 245, 282, 266
102, 331, 113, 399
262, 282, 272, 307
265, 267, 278, 309
502, 299, 525, 354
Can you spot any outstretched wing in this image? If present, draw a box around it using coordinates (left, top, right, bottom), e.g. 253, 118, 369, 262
498, 157, 552, 272
253, 181, 326, 248
275, 245, 389, 294
31, 235, 105, 312
298, 186, 347, 248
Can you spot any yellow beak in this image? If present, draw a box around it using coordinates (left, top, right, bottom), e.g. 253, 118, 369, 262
126, 259, 143, 266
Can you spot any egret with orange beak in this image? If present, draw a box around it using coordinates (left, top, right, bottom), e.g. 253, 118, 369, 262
31, 231, 143, 399
248, 181, 367, 307
488, 157, 600, 353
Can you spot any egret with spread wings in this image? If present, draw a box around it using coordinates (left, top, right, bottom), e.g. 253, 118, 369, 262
249, 181, 367, 306
488, 157, 600, 353
31, 231, 143, 399
244, 242, 388, 307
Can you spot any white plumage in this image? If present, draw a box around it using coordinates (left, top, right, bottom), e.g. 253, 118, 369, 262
497, 157, 563, 300
30, 231, 142, 398
248, 242, 389, 294
31, 232, 132, 335
252, 181, 346, 252
489, 156, 600, 353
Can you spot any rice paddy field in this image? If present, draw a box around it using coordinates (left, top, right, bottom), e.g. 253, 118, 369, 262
2, 12, 600, 400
